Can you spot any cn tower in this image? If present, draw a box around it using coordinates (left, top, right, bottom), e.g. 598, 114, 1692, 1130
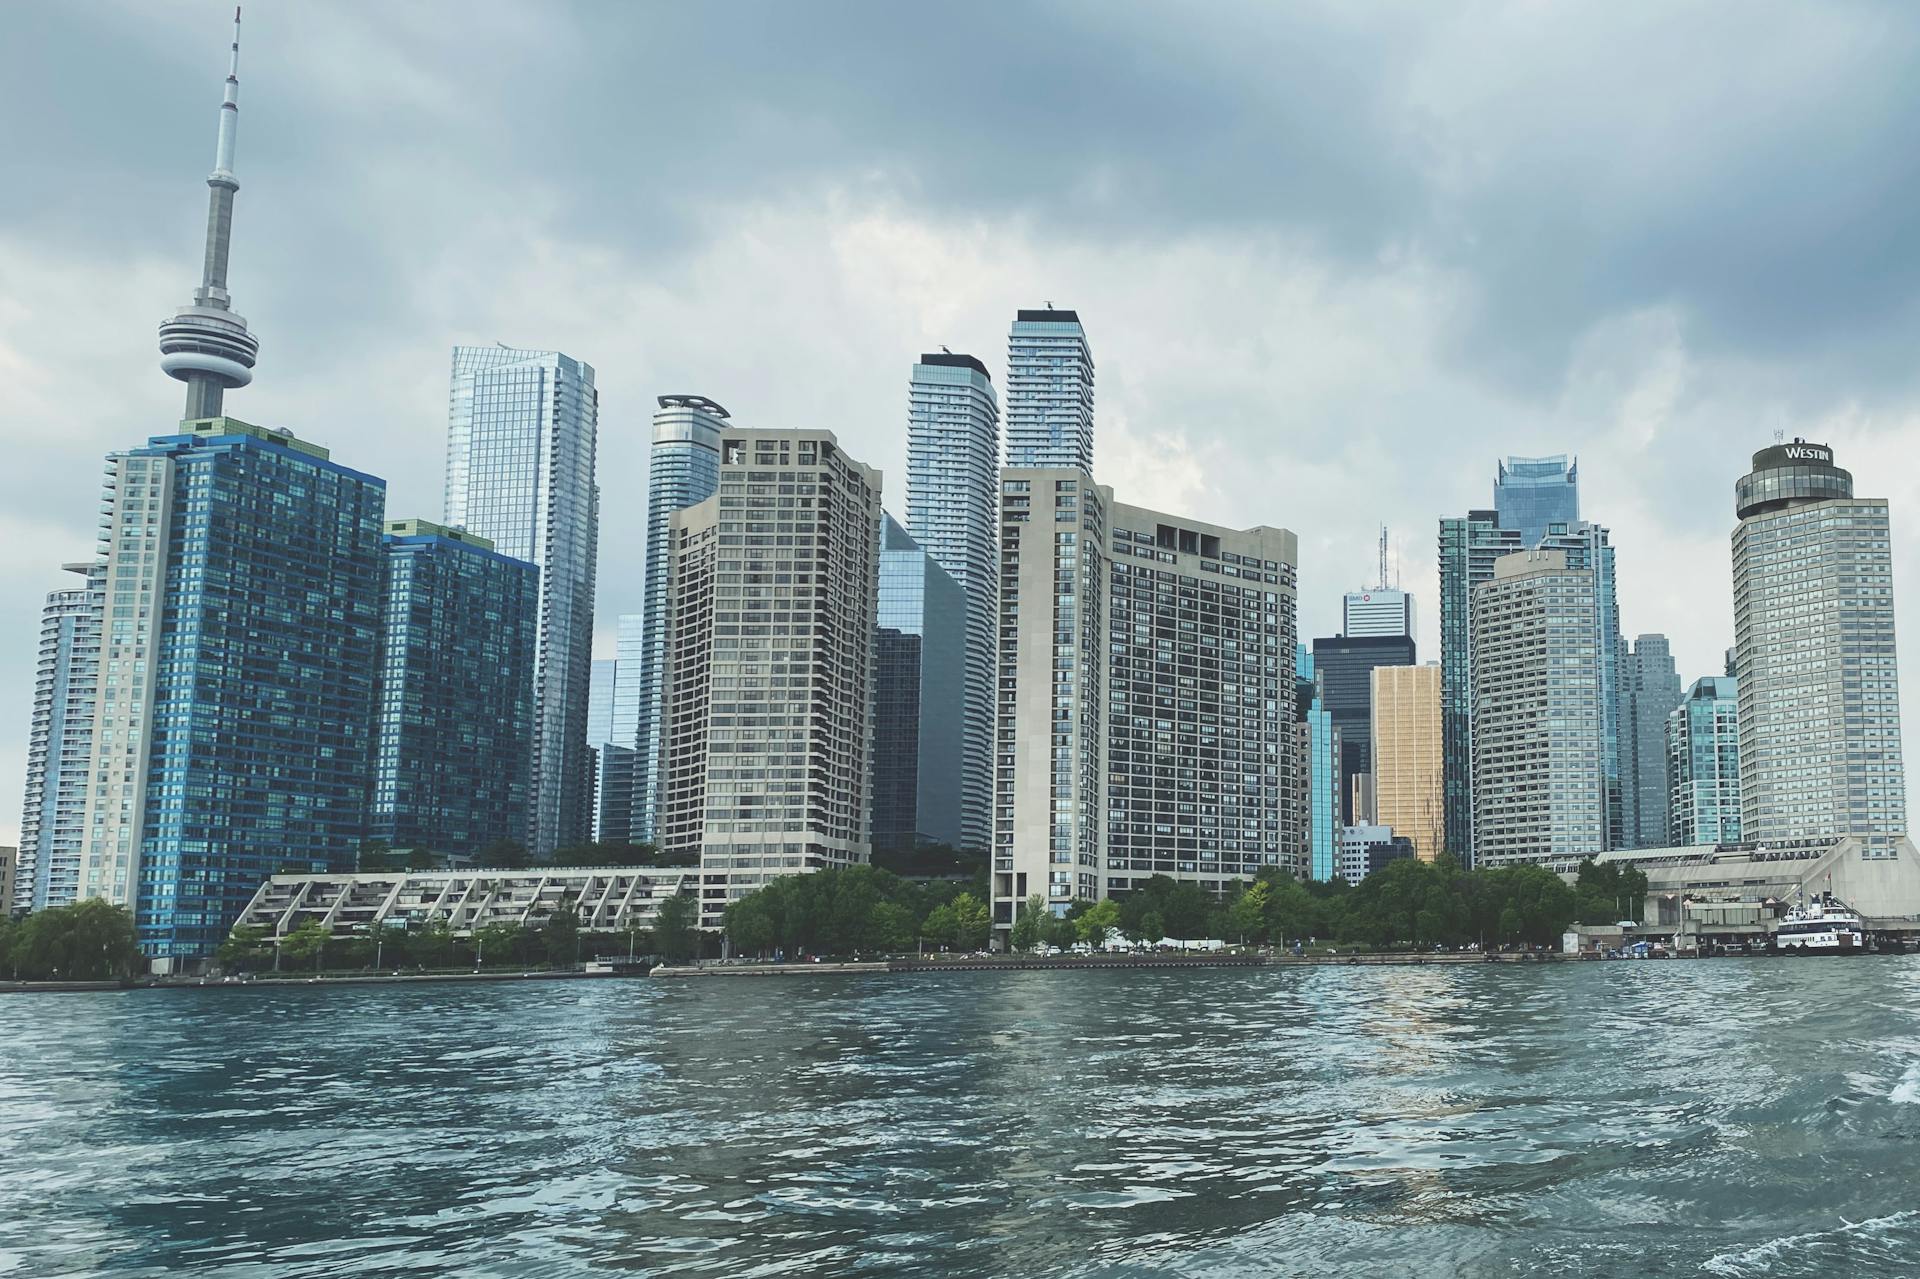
157, 8, 259, 419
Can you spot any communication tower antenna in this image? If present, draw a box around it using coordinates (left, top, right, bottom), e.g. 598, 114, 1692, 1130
1376, 525, 1388, 591
1773, 427, 1786, 445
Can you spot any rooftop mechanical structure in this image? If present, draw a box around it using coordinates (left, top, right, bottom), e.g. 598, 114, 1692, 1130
157, 7, 259, 419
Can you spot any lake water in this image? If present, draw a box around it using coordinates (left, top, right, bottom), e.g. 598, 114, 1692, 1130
2, 960, 1918, 1277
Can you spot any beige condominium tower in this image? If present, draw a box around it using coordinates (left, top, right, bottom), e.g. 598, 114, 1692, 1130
657, 429, 883, 929
1371, 663, 1444, 861
990, 468, 1299, 940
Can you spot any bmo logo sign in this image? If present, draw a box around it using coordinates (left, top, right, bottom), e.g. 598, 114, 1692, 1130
1783, 444, 1832, 464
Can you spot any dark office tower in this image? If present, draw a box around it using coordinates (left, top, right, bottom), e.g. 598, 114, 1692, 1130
871, 515, 968, 855
1494, 455, 1579, 548
371, 521, 539, 857
1619, 634, 1683, 849
1437, 512, 1524, 861
1311, 633, 1416, 826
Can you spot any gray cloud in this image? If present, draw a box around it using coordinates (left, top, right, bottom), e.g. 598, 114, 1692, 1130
4, 1, 1920, 841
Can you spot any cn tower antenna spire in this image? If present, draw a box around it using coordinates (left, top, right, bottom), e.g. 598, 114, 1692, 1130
157, 6, 260, 420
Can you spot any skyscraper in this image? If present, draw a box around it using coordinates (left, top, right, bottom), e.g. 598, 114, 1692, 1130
1296, 646, 1340, 882
444, 345, 600, 858
371, 520, 538, 857
1494, 454, 1580, 548
15, 564, 102, 912
587, 658, 617, 752
1668, 675, 1741, 846
657, 429, 883, 929
907, 353, 1000, 853
1732, 440, 1906, 852
1005, 308, 1094, 471
1619, 634, 1683, 849
1437, 510, 1524, 861
1471, 549, 1607, 868
82, 419, 386, 963
625, 394, 730, 845
1343, 588, 1414, 639
872, 515, 968, 854
991, 472, 1299, 934
1536, 520, 1623, 848
1372, 664, 1444, 861
1311, 633, 1416, 826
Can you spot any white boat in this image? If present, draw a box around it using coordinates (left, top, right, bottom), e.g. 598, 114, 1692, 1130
1774, 892, 1868, 953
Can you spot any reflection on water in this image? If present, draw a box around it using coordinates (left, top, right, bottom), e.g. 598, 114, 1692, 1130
1, 960, 1918, 1276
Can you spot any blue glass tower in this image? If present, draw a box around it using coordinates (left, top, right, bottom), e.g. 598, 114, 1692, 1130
82, 420, 386, 962
444, 345, 599, 858
1297, 645, 1339, 881
872, 515, 969, 853
1494, 455, 1579, 548
371, 520, 538, 856
907, 353, 999, 852
1006, 308, 1094, 472
624, 394, 729, 845
1667, 675, 1742, 845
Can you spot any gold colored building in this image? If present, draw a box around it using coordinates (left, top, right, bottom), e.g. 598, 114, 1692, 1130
1371, 664, 1444, 861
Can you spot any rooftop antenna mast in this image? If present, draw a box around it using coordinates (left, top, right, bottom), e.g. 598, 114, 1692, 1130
1377, 525, 1389, 591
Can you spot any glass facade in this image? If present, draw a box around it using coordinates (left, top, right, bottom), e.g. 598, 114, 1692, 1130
587, 658, 617, 750
872, 515, 968, 853
1310, 633, 1415, 826
1494, 454, 1580, 548
84, 420, 387, 960
15, 566, 103, 911
1437, 511, 1523, 862
371, 521, 539, 856
1732, 443, 1905, 853
1619, 634, 1683, 848
444, 346, 599, 858
1667, 675, 1741, 845
907, 354, 999, 853
1297, 646, 1339, 881
1535, 521, 1622, 849
629, 395, 729, 845
1006, 309, 1094, 472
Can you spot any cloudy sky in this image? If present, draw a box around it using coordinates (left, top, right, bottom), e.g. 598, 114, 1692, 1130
6, 1, 1920, 843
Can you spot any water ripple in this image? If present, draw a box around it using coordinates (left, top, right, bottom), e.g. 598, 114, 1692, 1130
0, 959, 1918, 1275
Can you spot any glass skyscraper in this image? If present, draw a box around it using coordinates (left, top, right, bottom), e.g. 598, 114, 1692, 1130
1733, 441, 1906, 853
1310, 633, 1416, 826
1437, 511, 1523, 861
623, 393, 729, 845
1619, 634, 1683, 849
906, 352, 999, 852
1297, 645, 1339, 881
587, 658, 617, 751
1494, 455, 1579, 547
1536, 520, 1623, 849
444, 345, 600, 858
80, 419, 386, 963
15, 564, 103, 912
871, 515, 969, 853
371, 519, 539, 856
1006, 308, 1094, 472
1667, 674, 1741, 845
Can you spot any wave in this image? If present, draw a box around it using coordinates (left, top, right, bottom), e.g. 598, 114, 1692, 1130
1702, 1211, 1920, 1277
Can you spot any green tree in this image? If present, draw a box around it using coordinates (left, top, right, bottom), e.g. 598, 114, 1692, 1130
217, 924, 273, 972
280, 919, 331, 970
414, 918, 456, 968
1075, 898, 1121, 948
725, 895, 776, 956
1039, 909, 1079, 951
1010, 894, 1047, 952
948, 892, 991, 951
866, 900, 915, 954
1139, 911, 1166, 945
921, 902, 958, 950
1227, 880, 1271, 944
357, 840, 395, 872
473, 922, 527, 967
478, 838, 532, 870
8, 900, 140, 980
653, 893, 698, 963
543, 907, 581, 967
